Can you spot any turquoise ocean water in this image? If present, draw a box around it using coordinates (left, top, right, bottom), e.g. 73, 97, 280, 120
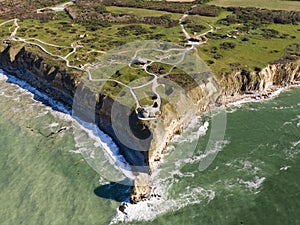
0, 70, 300, 225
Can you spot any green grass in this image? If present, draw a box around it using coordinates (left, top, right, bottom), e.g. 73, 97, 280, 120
191, 10, 232, 24
208, 0, 300, 11
0, 19, 16, 38
180, 9, 300, 77
183, 10, 232, 36
18, 19, 81, 46
106, 6, 183, 20
90, 64, 153, 98
198, 22, 300, 77
173, 7, 300, 78
2, 3, 299, 91
10, 14, 185, 68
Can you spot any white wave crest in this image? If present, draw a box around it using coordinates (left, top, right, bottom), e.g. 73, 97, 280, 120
72, 119, 136, 180
0, 69, 134, 183
237, 176, 266, 192
228, 87, 287, 108
109, 183, 215, 224
109, 118, 219, 224
179, 140, 229, 166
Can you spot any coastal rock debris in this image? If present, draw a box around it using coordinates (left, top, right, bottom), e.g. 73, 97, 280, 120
130, 173, 152, 204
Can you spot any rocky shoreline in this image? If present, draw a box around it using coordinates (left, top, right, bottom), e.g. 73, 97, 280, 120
221, 62, 300, 105
0, 42, 299, 204
224, 85, 293, 106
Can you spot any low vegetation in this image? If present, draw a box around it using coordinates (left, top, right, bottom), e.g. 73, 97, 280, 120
208, 0, 300, 12
0, 0, 67, 20
0, 0, 299, 88
100, 0, 192, 14
65, 1, 178, 30
198, 19, 300, 77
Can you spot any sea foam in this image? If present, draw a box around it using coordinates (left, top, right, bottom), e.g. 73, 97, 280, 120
109, 119, 219, 224
0, 69, 134, 183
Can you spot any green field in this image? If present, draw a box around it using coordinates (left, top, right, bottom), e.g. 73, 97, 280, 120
208, 0, 300, 11
106, 6, 183, 20
1, 2, 299, 83
198, 18, 300, 77
0, 9, 185, 69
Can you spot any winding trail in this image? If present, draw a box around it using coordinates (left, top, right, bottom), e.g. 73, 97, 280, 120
11, 19, 19, 37
27, 38, 72, 49
0, 19, 13, 27
0, 7, 215, 120
0, 19, 16, 29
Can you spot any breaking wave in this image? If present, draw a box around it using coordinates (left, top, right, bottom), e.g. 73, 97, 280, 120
0, 69, 134, 184
109, 117, 227, 224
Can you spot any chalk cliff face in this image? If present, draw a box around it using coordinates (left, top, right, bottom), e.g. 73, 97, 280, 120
260, 62, 300, 88
0, 43, 80, 107
147, 82, 217, 170
1, 42, 299, 203
221, 61, 300, 103
0, 43, 150, 169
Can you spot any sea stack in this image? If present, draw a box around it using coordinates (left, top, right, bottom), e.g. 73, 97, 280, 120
130, 173, 152, 204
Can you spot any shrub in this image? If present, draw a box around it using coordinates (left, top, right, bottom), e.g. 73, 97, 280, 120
190, 5, 222, 17
214, 53, 223, 59
207, 60, 214, 65
220, 41, 236, 50
219, 7, 300, 28
261, 28, 279, 39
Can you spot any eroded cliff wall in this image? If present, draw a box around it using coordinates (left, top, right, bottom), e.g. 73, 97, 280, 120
0, 43, 148, 169
0, 43, 80, 106
1, 42, 299, 203
221, 61, 300, 103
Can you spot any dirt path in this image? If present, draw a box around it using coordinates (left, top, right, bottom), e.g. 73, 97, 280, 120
0, 6, 216, 121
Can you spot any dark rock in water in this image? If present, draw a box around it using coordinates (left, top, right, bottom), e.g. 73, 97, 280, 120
118, 203, 127, 215
119, 203, 126, 210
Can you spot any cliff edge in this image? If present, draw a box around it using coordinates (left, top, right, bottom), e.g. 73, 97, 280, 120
0, 42, 299, 204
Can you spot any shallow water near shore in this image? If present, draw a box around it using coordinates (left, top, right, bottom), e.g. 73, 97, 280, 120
1, 70, 300, 225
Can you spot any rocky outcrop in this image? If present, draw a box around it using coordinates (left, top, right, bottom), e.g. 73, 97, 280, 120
0, 43, 80, 107
0, 43, 149, 170
0, 42, 217, 204
130, 75, 221, 203
1, 42, 299, 204
260, 62, 300, 87
221, 61, 300, 103
130, 173, 152, 203
0, 43, 155, 203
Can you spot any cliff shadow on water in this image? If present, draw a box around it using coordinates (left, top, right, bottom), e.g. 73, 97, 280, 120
2, 41, 299, 205
94, 180, 131, 203
73, 81, 152, 170
0, 44, 152, 203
